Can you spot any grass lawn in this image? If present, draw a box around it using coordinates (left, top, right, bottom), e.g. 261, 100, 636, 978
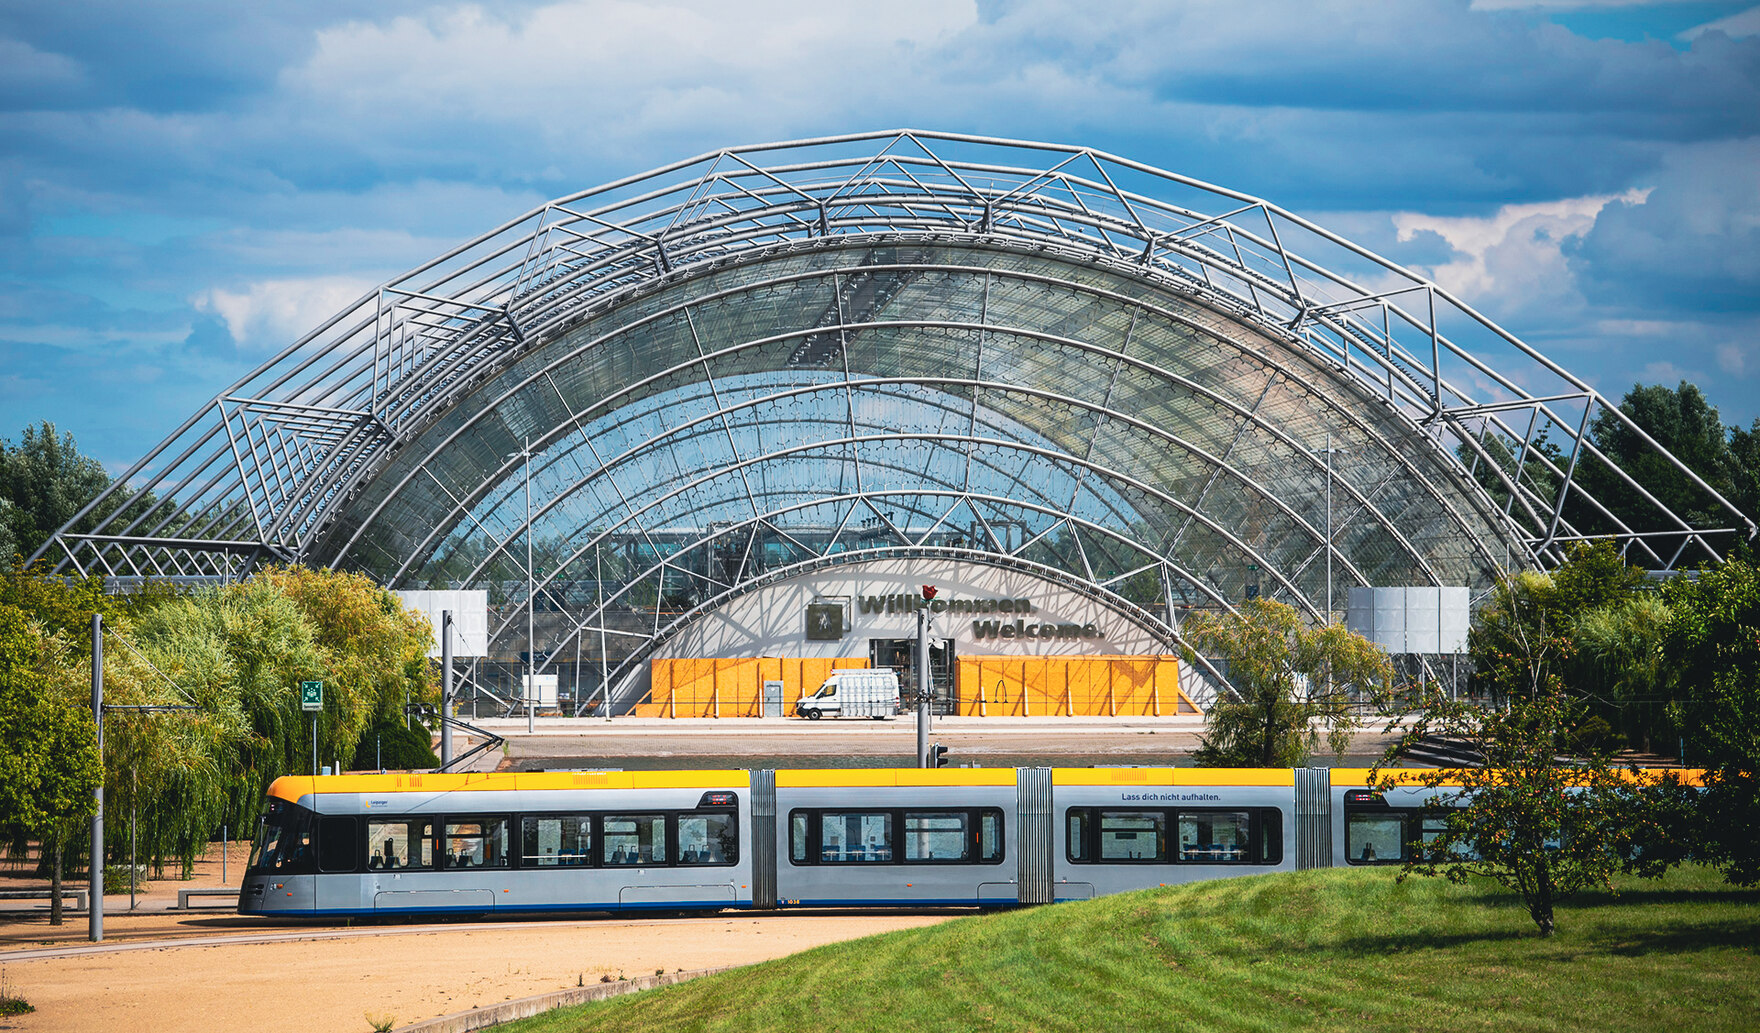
500, 866, 1758, 1033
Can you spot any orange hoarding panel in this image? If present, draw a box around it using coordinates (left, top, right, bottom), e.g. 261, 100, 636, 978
954, 656, 1199, 717
644, 657, 868, 717
643, 655, 1194, 718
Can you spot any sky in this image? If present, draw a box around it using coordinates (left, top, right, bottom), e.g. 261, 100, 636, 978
1, 0, 1756, 472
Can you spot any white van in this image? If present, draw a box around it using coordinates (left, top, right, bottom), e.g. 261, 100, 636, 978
795, 669, 901, 720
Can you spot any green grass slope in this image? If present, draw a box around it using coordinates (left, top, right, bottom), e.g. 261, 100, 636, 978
502, 867, 1759, 1033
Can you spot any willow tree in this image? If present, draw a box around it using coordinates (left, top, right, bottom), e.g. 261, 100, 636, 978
0, 603, 99, 924
129, 576, 325, 861
1182, 598, 1393, 767
257, 565, 436, 767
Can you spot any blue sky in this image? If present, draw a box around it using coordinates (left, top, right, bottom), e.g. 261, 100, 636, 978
2, 0, 1757, 470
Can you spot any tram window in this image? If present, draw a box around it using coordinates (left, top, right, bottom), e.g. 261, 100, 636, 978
1066, 810, 1090, 862
250, 800, 317, 874
444, 818, 510, 869
318, 816, 358, 873
790, 813, 809, 864
366, 819, 434, 870
1176, 810, 1254, 863
678, 813, 737, 865
522, 815, 592, 868
1098, 811, 1165, 862
1346, 812, 1406, 864
603, 815, 666, 866
979, 811, 1004, 863
903, 812, 968, 863
820, 811, 893, 863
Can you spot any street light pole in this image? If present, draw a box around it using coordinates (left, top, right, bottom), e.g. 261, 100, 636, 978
525, 439, 535, 734
1312, 433, 1347, 622
508, 438, 536, 734
915, 584, 938, 767
440, 609, 453, 770
89, 613, 103, 943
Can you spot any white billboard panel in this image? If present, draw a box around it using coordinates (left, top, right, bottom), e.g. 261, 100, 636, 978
1347, 586, 1468, 655
395, 590, 490, 658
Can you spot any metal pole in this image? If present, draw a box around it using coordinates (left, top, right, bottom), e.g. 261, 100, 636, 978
312, 716, 318, 776
222, 825, 227, 884
441, 609, 454, 770
916, 607, 931, 767
1326, 431, 1333, 621
89, 613, 103, 943
128, 774, 135, 912
525, 438, 535, 735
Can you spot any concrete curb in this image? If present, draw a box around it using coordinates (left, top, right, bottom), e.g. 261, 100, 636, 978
391, 965, 736, 1032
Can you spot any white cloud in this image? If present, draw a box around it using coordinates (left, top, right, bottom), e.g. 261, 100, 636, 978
194, 276, 378, 352
0, 38, 86, 96
1717, 342, 1749, 376
1682, 5, 1760, 39
1640, 359, 1705, 385
283, 1, 978, 142
1391, 189, 1649, 314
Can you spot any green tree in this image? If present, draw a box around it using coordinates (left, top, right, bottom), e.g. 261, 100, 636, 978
1576, 382, 1740, 548
1182, 598, 1393, 767
0, 604, 101, 925
1374, 683, 1632, 937
0, 422, 111, 563
1658, 559, 1760, 884
124, 578, 319, 872
257, 565, 435, 767
1468, 542, 1667, 750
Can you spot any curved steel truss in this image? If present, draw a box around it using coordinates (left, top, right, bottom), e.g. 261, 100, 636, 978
42, 130, 1753, 708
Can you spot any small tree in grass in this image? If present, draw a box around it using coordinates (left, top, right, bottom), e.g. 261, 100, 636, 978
1183, 598, 1393, 767
1376, 685, 1632, 937
1376, 570, 1634, 937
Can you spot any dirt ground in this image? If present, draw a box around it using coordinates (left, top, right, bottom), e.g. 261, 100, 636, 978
0, 842, 951, 1033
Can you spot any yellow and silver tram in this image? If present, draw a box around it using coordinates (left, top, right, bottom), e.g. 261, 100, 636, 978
238, 765, 1550, 917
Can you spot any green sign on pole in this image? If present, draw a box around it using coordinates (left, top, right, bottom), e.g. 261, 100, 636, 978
300, 681, 323, 711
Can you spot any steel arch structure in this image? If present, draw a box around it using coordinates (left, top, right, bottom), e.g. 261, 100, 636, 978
41, 130, 1753, 710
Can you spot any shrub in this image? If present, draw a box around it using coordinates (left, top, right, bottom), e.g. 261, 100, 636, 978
349, 718, 438, 772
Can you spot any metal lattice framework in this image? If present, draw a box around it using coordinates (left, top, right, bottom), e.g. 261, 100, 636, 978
41, 130, 1753, 710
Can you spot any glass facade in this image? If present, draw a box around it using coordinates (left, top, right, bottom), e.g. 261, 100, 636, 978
54, 134, 1738, 718
316, 240, 1515, 707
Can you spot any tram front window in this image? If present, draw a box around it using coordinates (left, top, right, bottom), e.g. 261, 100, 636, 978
248, 800, 316, 874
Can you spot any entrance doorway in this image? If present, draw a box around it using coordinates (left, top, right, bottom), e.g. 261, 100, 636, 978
870, 637, 955, 714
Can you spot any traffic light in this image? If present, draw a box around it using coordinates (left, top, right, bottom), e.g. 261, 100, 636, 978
930, 743, 950, 768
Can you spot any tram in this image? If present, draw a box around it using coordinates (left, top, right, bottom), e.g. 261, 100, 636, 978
235, 765, 1536, 917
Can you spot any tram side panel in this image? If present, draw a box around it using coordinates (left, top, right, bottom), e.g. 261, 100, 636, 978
1049, 771, 1297, 900
774, 772, 1018, 908
242, 774, 754, 917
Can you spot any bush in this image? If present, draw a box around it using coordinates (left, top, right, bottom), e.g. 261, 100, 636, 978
103, 864, 147, 895
349, 718, 438, 772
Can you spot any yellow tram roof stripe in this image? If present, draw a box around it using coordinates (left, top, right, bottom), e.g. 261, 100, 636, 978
775, 769, 1017, 788
264, 766, 1705, 804
1051, 768, 1295, 787
268, 769, 751, 802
